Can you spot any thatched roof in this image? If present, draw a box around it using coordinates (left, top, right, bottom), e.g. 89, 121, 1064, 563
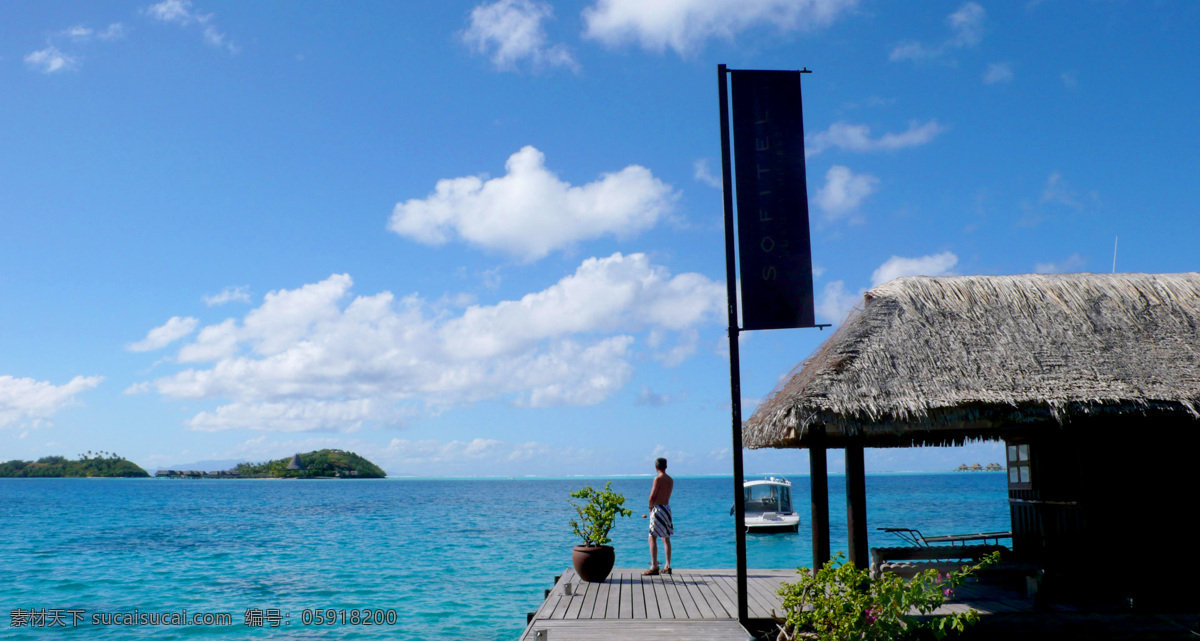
287, 453, 306, 470
744, 273, 1200, 449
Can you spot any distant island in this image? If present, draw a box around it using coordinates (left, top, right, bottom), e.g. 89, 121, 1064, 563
156, 449, 386, 479
0, 452, 149, 478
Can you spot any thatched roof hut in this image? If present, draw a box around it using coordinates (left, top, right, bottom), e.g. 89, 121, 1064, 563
287, 453, 306, 471
744, 272, 1200, 450
745, 272, 1200, 600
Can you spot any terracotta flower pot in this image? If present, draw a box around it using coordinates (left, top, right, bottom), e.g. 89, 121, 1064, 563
572, 545, 616, 583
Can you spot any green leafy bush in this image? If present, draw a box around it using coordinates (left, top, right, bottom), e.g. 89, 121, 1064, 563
775, 552, 1000, 641
569, 481, 633, 547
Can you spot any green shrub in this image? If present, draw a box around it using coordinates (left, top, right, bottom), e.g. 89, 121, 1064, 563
775, 552, 1000, 641
569, 482, 633, 547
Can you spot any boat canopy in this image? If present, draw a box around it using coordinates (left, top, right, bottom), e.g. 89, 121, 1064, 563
744, 481, 792, 514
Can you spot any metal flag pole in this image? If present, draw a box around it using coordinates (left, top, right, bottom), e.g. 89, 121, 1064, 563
717, 62, 749, 625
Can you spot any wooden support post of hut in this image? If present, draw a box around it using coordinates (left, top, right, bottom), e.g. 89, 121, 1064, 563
743, 272, 1200, 606
808, 425, 831, 569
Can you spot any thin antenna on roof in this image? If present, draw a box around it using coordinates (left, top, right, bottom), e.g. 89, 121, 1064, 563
1112, 236, 1118, 273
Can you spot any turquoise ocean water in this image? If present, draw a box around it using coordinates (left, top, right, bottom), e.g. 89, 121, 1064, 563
2, 474, 1008, 640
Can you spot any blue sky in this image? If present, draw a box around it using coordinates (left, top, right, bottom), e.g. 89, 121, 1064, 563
3, 1, 1197, 476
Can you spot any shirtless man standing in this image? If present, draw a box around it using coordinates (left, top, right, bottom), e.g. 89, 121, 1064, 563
643, 457, 674, 575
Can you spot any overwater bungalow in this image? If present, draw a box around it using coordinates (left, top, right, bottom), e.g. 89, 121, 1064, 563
743, 272, 1200, 611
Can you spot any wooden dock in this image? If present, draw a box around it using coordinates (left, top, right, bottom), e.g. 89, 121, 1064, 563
518, 568, 793, 640
519, 568, 1200, 640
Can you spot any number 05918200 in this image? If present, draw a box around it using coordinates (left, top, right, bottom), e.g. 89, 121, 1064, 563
301, 609, 399, 625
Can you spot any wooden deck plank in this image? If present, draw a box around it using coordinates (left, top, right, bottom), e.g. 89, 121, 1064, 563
717, 572, 774, 619
655, 576, 679, 619
580, 575, 602, 618
565, 579, 591, 619
571, 580, 600, 619
621, 572, 635, 619
746, 573, 786, 617
709, 574, 747, 614
690, 574, 732, 619
599, 572, 619, 618
551, 570, 579, 619
520, 619, 752, 640
649, 575, 672, 618
534, 574, 565, 620
550, 584, 573, 620
537, 594, 561, 621
669, 573, 711, 619
660, 574, 688, 619
701, 572, 739, 618
632, 573, 648, 619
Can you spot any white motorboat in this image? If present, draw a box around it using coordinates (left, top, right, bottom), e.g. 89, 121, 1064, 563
734, 477, 800, 533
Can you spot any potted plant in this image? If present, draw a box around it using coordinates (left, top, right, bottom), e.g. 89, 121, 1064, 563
569, 482, 633, 583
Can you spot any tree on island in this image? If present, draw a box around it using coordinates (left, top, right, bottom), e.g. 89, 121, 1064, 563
234, 449, 385, 478
0, 454, 149, 478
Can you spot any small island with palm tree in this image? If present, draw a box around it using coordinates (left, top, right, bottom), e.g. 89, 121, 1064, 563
234, 449, 386, 478
0, 451, 150, 477
155, 449, 386, 479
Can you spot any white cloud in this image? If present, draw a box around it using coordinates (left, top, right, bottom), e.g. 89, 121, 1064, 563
888, 41, 937, 62
649, 444, 694, 467
187, 399, 387, 433
389, 146, 677, 261
146, 0, 194, 23
217, 434, 592, 475
806, 119, 945, 157
178, 318, 239, 362
815, 165, 878, 220
203, 285, 251, 306
24, 47, 79, 73
1034, 253, 1086, 274
870, 251, 958, 287
63, 23, 126, 42
0, 375, 104, 429
381, 437, 587, 469
128, 316, 200, 352
462, 0, 577, 72
439, 254, 722, 360
947, 2, 985, 47
136, 255, 724, 431
647, 328, 700, 367
635, 386, 680, 407
510, 337, 635, 407
890, 1, 984, 62
693, 158, 722, 189
144, 0, 237, 53
99, 23, 128, 41
1041, 172, 1081, 209
816, 251, 959, 324
65, 26, 94, 41
816, 280, 861, 324
582, 0, 859, 55
983, 62, 1013, 84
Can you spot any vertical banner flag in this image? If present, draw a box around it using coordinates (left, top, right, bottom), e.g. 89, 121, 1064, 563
730, 70, 816, 330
